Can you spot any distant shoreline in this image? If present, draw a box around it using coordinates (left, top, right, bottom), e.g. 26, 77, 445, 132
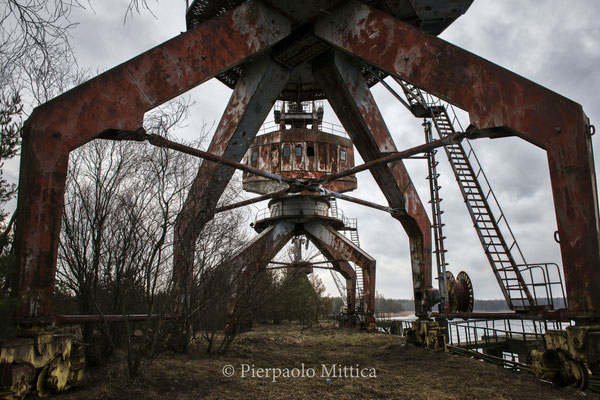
375, 311, 414, 318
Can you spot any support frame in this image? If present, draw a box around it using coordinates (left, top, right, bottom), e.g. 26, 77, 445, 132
314, 1, 600, 313
14, 1, 291, 320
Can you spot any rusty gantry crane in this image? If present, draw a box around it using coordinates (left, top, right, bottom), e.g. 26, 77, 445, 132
234, 99, 374, 327
3, 0, 600, 397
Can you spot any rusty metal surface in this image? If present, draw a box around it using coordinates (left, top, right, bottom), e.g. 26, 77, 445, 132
217, 221, 298, 319
319, 188, 393, 214
172, 55, 291, 310
310, 238, 357, 314
228, 221, 296, 271
329, 261, 357, 315
187, 0, 472, 34
0, 332, 85, 397
337, 263, 358, 315
14, 1, 291, 320
0, 333, 71, 370
313, 51, 435, 317
52, 314, 169, 325
214, 189, 290, 213
186, 0, 473, 99
314, 0, 600, 313
226, 222, 296, 311
253, 195, 346, 232
242, 128, 357, 194
303, 221, 375, 315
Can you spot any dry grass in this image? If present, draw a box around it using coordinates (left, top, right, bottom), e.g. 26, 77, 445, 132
58, 322, 592, 399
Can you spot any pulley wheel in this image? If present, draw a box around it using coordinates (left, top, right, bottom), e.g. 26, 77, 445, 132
456, 271, 474, 313
445, 270, 474, 313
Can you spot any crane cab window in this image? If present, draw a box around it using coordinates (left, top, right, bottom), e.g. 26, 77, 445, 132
340, 148, 347, 161
282, 145, 290, 158
307, 144, 315, 157
295, 144, 303, 157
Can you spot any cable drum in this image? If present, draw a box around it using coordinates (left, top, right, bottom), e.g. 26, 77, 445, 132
445, 270, 474, 313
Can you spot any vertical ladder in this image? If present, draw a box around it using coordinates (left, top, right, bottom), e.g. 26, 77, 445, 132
330, 198, 365, 314
424, 120, 448, 310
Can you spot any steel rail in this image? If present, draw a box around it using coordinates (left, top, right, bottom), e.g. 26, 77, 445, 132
321, 131, 464, 184
319, 188, 396, 214
146, 133, 292, 184
214, 189, 289, 213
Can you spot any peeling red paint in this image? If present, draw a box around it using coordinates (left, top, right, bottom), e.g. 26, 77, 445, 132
304, 222, 376, 315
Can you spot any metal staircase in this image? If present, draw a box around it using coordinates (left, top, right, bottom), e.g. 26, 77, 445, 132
329, 198, 365, 313
329, 197, 339, 220
349, 224, 360, 248
428, 105, 536, 310
348, 223, 365, 314
394, 78, 559, 311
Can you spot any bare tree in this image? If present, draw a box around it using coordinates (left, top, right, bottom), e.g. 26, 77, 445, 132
0, 1, 83, 106
186, 209, 254, 353
57, 94, 259, 374
124, 0, 158, 21
0, 93, 22, 228
56, 98, 199, 371
0, 93, 21, 339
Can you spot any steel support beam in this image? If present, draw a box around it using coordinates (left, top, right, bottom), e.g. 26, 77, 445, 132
225, 221, 295, 314
313, 52, 435, 317
303, 221, 375, 316
310, 239, 357, 315
227, 221, 296, 273
315, 1, 600, 313
344, 266, 357, 316
14, 1, 291, 320
172, 55, 291, 308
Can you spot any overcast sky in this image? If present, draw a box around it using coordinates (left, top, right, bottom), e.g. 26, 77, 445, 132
32, 0, 600, 300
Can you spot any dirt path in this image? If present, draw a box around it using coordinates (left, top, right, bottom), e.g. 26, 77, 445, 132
59, 323, 591, 399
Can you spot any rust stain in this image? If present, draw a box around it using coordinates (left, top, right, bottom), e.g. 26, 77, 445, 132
312, 51, 435, 316
243, 128, 357, 194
